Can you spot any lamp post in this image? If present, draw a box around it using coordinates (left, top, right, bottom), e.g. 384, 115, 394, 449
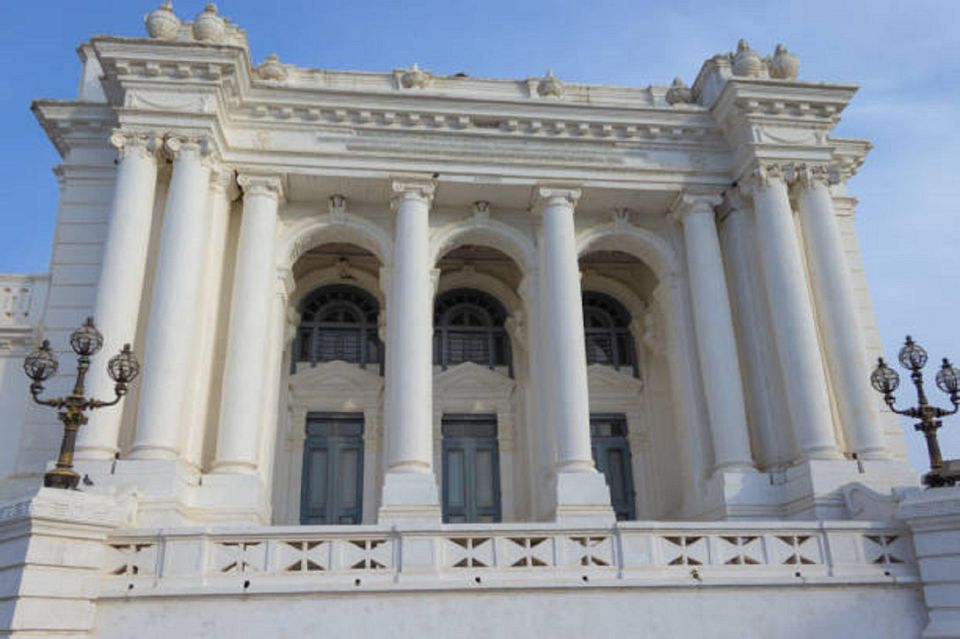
22, 317, 140, 490
870, 335, 960, 487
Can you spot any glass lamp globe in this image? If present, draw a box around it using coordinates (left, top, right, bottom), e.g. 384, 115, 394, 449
23, 340, 59, 382
870, 358, 900, 395
69, 317, 104, 357
108, 344, 140, 384
936, 358, 960, 395
898, 335, 928, 371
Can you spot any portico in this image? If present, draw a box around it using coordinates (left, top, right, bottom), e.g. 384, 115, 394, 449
0, 5, 943, 637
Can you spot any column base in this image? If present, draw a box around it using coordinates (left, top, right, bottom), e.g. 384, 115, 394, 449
0, 488, 128, 638
897, 486, 960, 639
377, 471, 441, 525
683, 459, 918, 520
552, 471, 615, 525
71, 458, 271, 527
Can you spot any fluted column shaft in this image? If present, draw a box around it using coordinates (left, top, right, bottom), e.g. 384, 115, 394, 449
77, 131, 159, 459
213, 174, 283, 473
719, 193, 794, 466
794, 168, 886, 458
538, 188, 594, 474
131, 137, 212, 460
675, 194, 753, 470
748, 167, 840, 459
383, 182, 435, 474
183, 167, 235, 466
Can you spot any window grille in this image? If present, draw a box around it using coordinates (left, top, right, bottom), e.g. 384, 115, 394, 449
582, 291, 638, 377
434, 288, 512, 375
293, 285, 382, 372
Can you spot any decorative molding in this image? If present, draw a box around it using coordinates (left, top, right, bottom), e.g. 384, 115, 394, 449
472, 201, 490, 226
433, 361, 516, 402
328, 194, 347, 221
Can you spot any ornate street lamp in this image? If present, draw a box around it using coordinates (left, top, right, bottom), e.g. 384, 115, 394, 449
22, 318, 140, 489
870, 335, 960, 487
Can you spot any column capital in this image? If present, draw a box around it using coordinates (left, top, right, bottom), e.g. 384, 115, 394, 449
390, 180, 435, 210
162, 133, 214, 161
739, 161, 793, 192
669, 192, 723, 222
237, 173, 284, 201
792, 162, 841, 190
716, 188, 750, 221
209, 165, 239, 198
533, 185, 581, 211
109, 130, 161, 160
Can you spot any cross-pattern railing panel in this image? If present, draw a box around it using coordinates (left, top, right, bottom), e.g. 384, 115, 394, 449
101, 522, 918, 596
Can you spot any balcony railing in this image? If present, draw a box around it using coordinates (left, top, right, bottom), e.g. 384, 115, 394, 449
101, 520, 917, 597
0, 274, 47, 329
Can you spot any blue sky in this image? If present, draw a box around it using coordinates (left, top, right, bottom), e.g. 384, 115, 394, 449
1, 1, 958, 471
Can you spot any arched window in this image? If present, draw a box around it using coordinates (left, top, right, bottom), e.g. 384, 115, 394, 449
582, 291, 638, 376
434, 288, 511, 374
293, 285, 381, 371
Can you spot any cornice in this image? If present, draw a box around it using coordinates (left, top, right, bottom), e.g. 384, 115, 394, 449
31, 101, 116, 157
712, 78, 858, 127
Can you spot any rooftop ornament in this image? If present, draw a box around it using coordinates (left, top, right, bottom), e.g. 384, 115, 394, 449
399, 63, 431, 89
665, 77, 694, 105
22, 318, 140, 489
144, 1, 180, 40
732, 39, 763, 78
537, 69, 564, 97
193, 3, 226, 43
258, 54, 288, 82
870, 336, 960, 487
768, 44, 800, 80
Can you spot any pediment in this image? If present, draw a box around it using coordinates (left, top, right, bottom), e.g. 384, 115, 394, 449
289, 360, 383, 395
587, 364, 643, 397
434, 362, 515, 398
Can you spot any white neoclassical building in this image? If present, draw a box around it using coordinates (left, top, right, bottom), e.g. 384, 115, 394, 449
1, 4, 959, 638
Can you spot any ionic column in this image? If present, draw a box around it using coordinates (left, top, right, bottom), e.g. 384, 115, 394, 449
212, 174, 283, 474
718, 191, 794, 466
256, 268, 295, 491
673, 194, 754, 471
130, 136, 213, 460
746, 165, 840, 459
536, 186, 614, 523
183, 166, 236, 466
378, 180, 441, 523
77, 131, 159, 460
794, 166, 887, 458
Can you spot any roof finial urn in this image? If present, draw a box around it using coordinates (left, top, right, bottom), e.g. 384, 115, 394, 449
732, 39, 763, 77
769, 44, 800, 80
258, 54, 287, 81
400, 63, 431, 89
144, 1, 180, 40
665, 77, 693, 105
537, 69, 564, 97
193, 3, 226, 43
